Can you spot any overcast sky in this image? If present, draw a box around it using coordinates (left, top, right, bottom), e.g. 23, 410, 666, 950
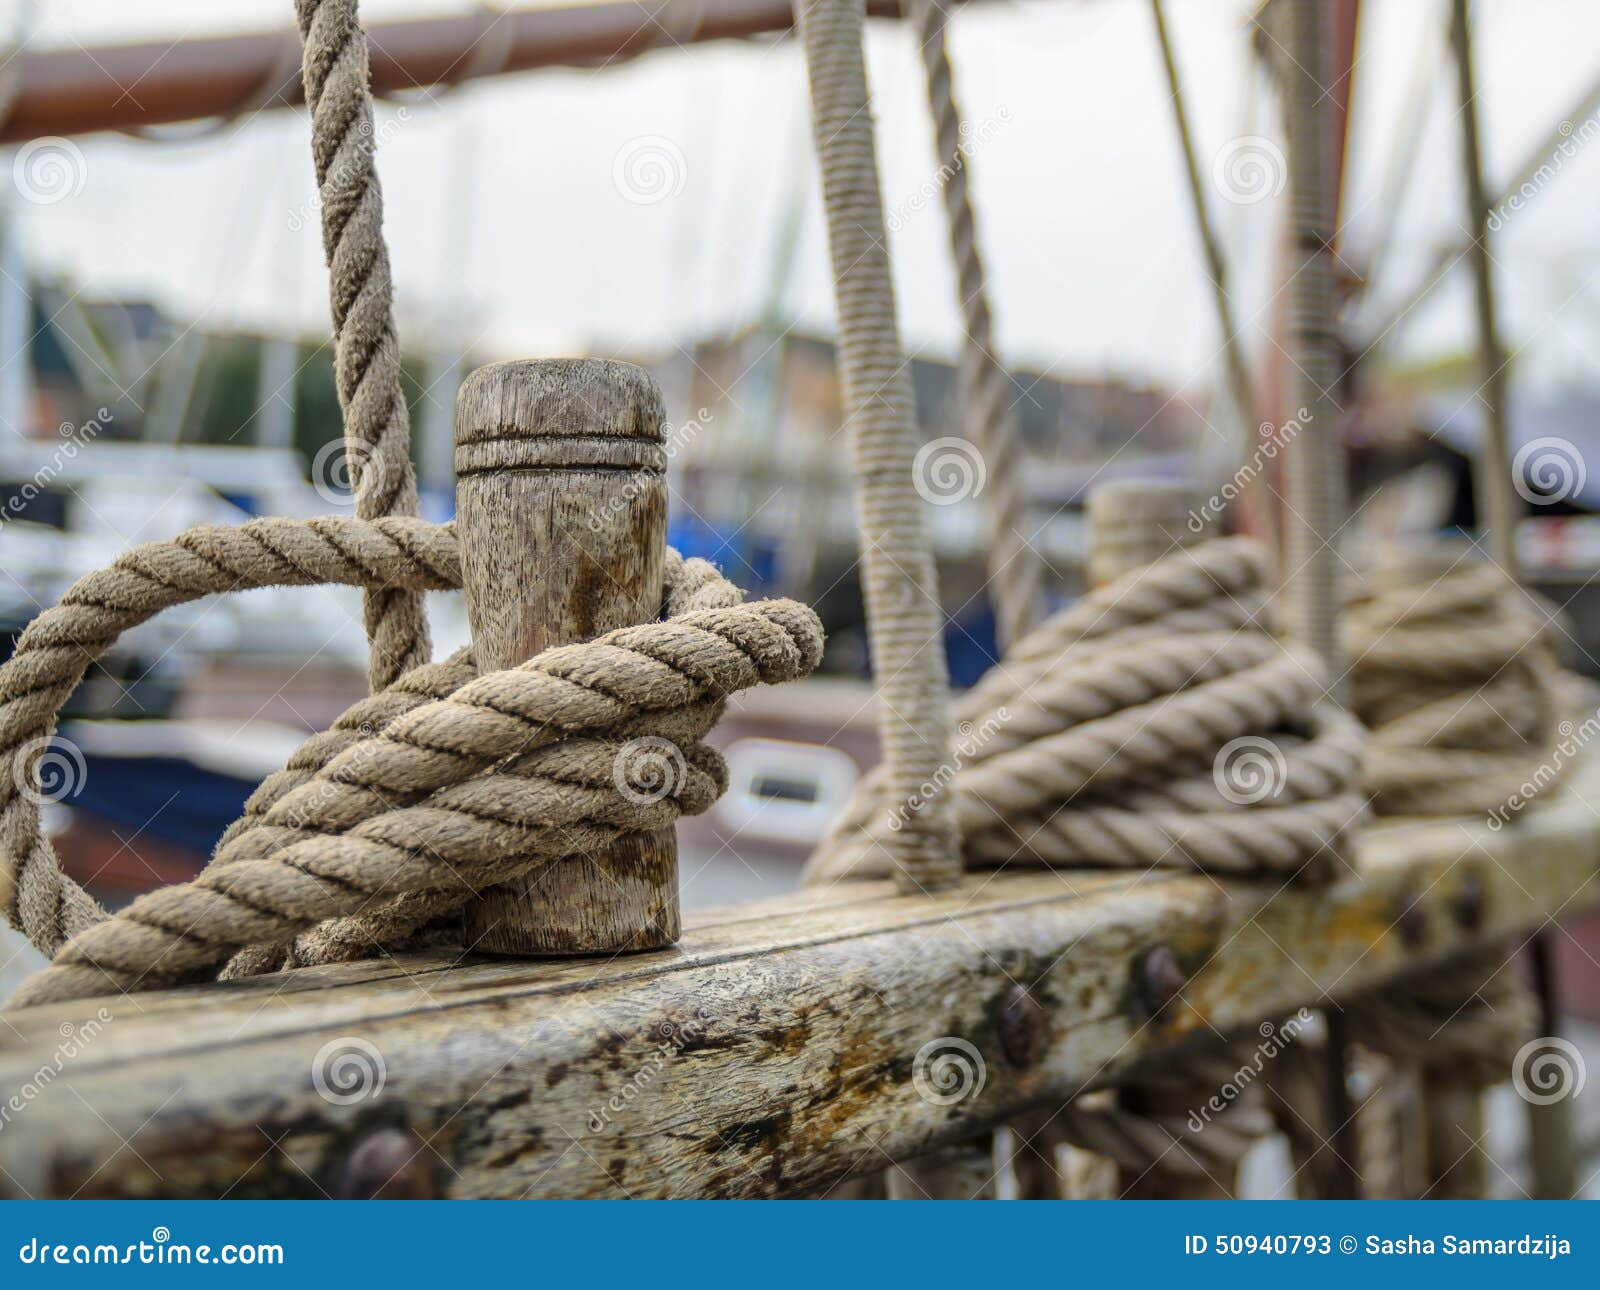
16, 0, 1600, 405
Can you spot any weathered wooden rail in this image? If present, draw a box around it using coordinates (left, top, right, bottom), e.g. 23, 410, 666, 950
2, 755, 1595, 1199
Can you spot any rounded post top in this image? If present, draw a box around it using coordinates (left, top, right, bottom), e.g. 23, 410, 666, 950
455, 358, 667, 476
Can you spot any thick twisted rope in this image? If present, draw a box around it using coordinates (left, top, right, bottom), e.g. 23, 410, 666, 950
0, 517, 459, 961
0, 525, 822, 1008
1346, 556, 1572, 816
795, 0, 958, 889
908, 0, 1040, 651
805, 539, 1367, 884
298, 0, 430, 690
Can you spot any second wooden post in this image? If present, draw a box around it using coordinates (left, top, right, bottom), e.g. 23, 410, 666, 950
456, 357, 680, 956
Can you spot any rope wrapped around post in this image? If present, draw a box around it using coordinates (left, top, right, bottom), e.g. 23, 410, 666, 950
806, 538, 1367, 885
0, 523, 823, 1008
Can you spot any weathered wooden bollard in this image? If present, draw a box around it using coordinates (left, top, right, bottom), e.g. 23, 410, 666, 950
456, 358, 680, 956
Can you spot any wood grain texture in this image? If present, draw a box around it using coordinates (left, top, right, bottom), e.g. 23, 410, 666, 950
454, 358, 679, 956
1, 761, 1598, 1198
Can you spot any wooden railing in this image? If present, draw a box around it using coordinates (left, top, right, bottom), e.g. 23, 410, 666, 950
2, 754, 1595, 1198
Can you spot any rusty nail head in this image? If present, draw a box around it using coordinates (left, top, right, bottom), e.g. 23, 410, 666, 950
998, 983, 1046, 1069
339, 1127, 436, 1199
1137, 945, 1186, 1019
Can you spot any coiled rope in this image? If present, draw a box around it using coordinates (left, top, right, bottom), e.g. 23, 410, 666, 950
1, 526, 822, 1008
806, 538, 1367, 885
1346, 555, 1571, 816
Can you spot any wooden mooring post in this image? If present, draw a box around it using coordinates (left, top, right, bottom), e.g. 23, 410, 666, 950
455, 358, 680, 956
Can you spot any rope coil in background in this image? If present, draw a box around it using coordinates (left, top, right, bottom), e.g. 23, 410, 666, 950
807, 538, 1367, 885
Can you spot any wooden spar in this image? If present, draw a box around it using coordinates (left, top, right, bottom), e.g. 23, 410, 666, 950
2, 762, 1598, 1198
454, 358, 679, 956
0, 0, 929, 145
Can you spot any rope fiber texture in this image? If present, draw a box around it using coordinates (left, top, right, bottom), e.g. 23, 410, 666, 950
1346, 556, 1575, 816
805, 538, 1367, 884
795, 0, 958, 890
0, 524, 822, 1008
298, 0, 431, 691
907, 0, 1041, 652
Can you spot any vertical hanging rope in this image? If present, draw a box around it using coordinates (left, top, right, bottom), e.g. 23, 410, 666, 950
297, 0, 431, 690
907, 0, 1040, 652
795, 0, 958, 889
1281, 0, 1344, 682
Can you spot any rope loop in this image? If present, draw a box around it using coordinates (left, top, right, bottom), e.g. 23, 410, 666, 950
1, 521, 823, 1008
